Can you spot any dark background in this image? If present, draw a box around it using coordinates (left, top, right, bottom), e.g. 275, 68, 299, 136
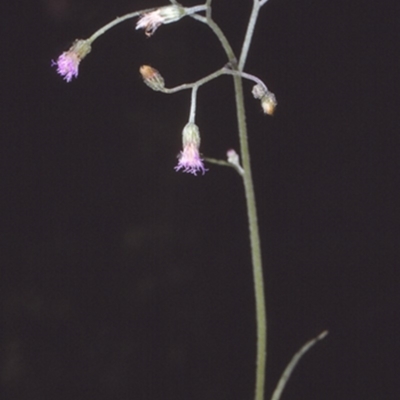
2, 0, 398, 399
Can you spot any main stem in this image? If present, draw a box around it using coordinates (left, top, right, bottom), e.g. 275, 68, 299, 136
190, 3, 267, 398
233, 74, 267, 400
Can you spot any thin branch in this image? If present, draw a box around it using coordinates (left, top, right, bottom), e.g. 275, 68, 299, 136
259, 0, 271, 7
238, 1, 261, 70
189, 87, 198, 123
204, 10, 237, 64
157, 68, 225, 94
204, 157, 244, 176
88, 9, 154, 43
223, 68, 270, 92
204, 157, 231, 167
186, 5, 207, 14
206, 0, 213, 17
189, 13, 207, 24
270, 331, 329, 400
151, 66, 271, 98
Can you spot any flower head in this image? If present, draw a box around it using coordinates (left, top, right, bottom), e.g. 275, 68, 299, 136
252, 83, 277, 116
140, 65, 165, 91
53, 39, 91, 82
136, 5, 185, 37
260, 92, 277, 115
175, 123, 206, 176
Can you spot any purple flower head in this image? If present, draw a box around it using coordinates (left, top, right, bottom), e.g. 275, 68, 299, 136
175, 123, 206, 176
55, 52, 79, 82
53, 39, 91, 82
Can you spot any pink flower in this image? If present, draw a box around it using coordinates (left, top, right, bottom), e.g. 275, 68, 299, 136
136, 5, 184, 37
55, 52, 80, 82
175, 123, 206, 176
53, 40, 91, 82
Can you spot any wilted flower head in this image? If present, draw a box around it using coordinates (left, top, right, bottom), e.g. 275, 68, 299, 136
136, 5, 185, 37
260, 92, 277, 115
252, 83, 277, 115
175, 123, 206, 176
53, 39, 91, 82
140, 65, 165, 91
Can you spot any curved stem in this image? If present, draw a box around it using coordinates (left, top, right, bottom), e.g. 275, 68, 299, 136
223, 68, 270, 92
88, 10, 150, 43
204, 14, 237, 64
158, 66, 267, 94
271, 331, 329, 400
159, 67, 225, 93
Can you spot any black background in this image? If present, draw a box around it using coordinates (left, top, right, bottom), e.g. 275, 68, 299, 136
2, 0, 399, 399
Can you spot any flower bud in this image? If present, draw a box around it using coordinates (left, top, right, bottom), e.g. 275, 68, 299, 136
227, 149, 244, 175
140, 65, 165, 91
227, 149, 240, 165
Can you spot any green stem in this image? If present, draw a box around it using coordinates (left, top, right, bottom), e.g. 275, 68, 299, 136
235, 4, 267, 397
88, 10, 146, 43
160, 68, 226, 93
271, 331, 328, 400
233, 74, 267, 400
238, 0, 260, 71
200, 7, 267, 400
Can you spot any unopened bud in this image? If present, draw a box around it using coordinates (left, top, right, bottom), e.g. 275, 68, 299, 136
227, 149, 244, 175
227, 149, 240, 165
140, 65, 165, 91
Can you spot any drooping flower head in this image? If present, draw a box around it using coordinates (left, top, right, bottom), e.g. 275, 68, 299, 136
53, 39, 91, 82
175, 123, 206, 176
252, 83, 277, 116
136, 5, 185, 37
